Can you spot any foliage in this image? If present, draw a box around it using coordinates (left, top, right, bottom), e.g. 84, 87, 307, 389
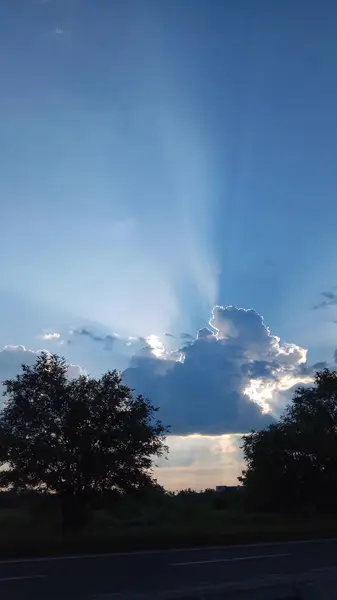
240, 369, 337, 514
0, 353, 168, 529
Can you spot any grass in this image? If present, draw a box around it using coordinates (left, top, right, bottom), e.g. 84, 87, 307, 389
2, 503, 337, 559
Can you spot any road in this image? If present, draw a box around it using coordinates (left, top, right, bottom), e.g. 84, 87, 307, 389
1, 538, 337, 599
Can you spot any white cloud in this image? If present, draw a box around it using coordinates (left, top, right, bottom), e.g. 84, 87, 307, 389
155, 434, 243, 491
39, 332, 61, 341
243, 374, 313, 415
145, 334, 167, 358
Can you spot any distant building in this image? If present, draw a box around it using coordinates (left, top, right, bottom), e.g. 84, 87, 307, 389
215, 485, 240, 492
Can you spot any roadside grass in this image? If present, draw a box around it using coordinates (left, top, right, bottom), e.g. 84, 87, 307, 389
1, 503, 337, 559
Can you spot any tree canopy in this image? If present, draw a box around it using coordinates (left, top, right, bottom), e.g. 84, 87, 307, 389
240, 369, 337, 514
0, 353, 168, 529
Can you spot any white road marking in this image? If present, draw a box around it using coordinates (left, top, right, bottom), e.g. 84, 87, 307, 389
0, 536, 336, 564
171, 552, 291, 566
0, 575, 46, 583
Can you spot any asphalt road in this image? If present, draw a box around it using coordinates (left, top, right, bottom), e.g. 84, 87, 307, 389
1, 538, 337, 599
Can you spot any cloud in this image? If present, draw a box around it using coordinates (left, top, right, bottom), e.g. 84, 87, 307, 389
70, 327, 183, 361
313, 289, 337, 310
144, 334, 166, 358
156, 433, 241, 469
123, 305, 313, 435
39, 332, 61, 341
155, 434, 243, 491
298, 360, 328, 375
322, 292, 337, 300
180, 332, 194, 340
70, 328, 119, 350
0, 345, 84, 401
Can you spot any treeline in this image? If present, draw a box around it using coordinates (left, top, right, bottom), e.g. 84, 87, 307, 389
2, 352, 337, 535
0, 486, 243, 515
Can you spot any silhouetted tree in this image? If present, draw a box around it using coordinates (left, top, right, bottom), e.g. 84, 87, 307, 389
240, 369, 337, 514
0, 353, 168, 531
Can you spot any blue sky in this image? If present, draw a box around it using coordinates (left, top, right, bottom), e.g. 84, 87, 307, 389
2, 0, 337, 489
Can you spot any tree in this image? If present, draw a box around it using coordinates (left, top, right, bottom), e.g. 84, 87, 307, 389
0, 353, 168, 530
239, 369, 337, 514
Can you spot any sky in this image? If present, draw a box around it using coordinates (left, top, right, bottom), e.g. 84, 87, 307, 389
2, 0, 337, 490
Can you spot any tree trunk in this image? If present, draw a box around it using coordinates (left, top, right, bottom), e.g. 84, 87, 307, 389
60, 492, 91, 533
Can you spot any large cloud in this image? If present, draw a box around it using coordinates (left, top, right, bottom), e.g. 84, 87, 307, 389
123, 306, 313, 435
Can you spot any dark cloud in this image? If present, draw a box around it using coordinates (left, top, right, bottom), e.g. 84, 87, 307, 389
322, 292, 337, 300
180, 332, 194, 340
313, 290, 337, 310
123, 306, 309, 435
197, 327, 213, 340
334, 350, 337, 364
312, 360, 328, 371
164, 333, 175, 338
299, 361, 328, 375
241, 360, 280, 379
70, 328, 118, 350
